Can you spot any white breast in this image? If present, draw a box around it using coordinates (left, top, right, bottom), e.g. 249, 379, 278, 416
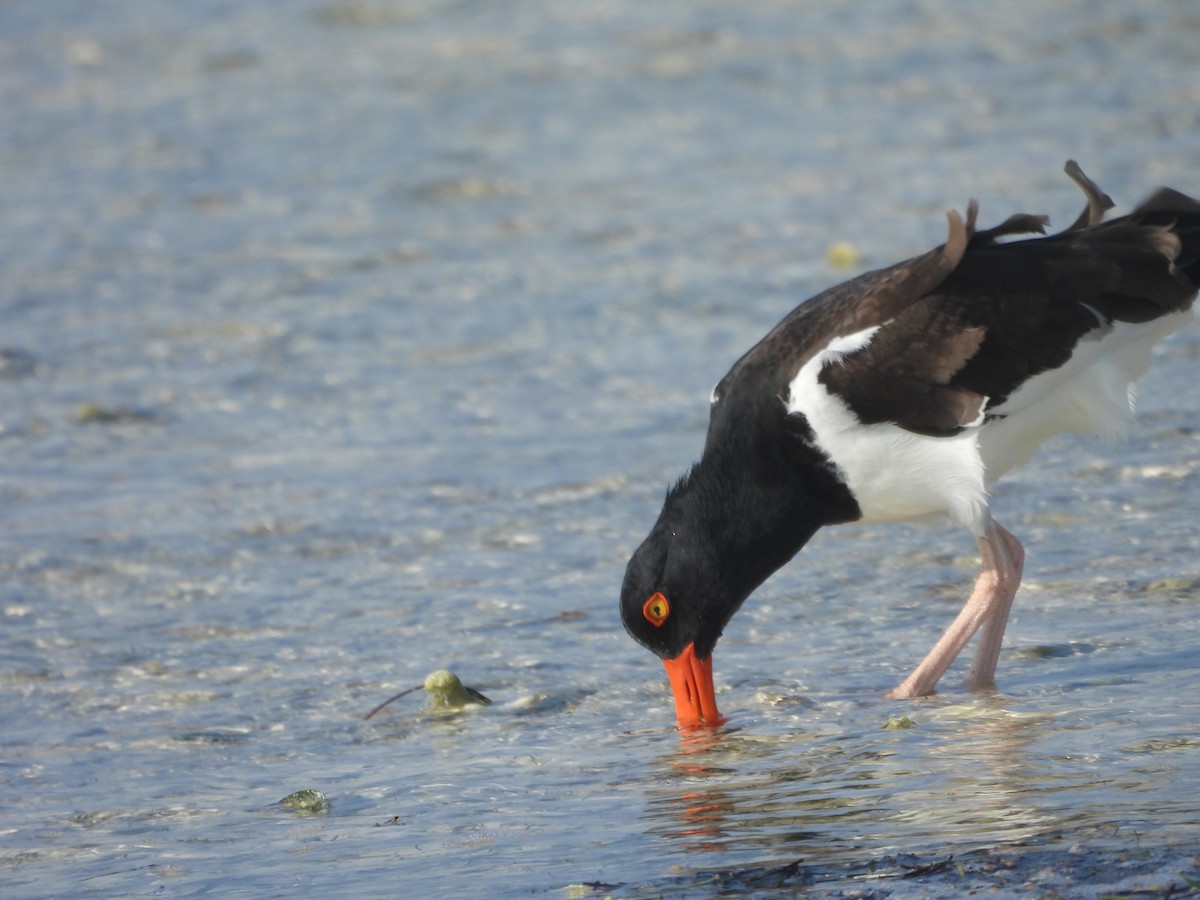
786, 327, 990, 535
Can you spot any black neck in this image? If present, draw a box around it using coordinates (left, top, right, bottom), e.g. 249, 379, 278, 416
657, 404, 860, 654
676, 440, 856, 600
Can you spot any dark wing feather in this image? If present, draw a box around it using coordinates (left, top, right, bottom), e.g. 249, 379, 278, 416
817, 303, 990, 437
819, 244, 1112, 436
822, 173, 1200, 436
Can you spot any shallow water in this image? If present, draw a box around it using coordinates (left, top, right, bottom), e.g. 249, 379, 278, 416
3, 1, 1200, 897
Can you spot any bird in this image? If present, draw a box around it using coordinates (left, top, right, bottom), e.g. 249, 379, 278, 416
620, 161, 1199, 729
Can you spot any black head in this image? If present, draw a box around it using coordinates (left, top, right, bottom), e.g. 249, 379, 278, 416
620, 438, 855, 658
619, 508, 731, 663
620, 460, 800, 664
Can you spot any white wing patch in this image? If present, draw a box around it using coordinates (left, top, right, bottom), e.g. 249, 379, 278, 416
822, 325, 882, 359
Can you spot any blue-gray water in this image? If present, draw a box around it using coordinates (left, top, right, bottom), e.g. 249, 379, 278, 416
3, 2, 1199, 897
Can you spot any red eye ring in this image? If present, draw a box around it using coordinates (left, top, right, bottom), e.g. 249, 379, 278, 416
642, 592, 670, 627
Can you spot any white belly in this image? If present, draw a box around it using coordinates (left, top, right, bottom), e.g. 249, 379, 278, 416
977, 310, 1193, 478
786, 328, 990, 534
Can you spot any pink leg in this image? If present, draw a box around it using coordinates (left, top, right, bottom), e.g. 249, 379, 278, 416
967, 523, 1025, 690
886, 519, 1025, 699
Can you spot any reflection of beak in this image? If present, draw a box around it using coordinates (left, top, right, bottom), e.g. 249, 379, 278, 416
662, 643, 724, 728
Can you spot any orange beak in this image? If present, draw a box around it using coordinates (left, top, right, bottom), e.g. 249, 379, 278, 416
662, 642, 724, 728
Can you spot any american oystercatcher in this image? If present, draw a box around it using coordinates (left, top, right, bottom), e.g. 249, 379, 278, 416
621, 162, 1199, 728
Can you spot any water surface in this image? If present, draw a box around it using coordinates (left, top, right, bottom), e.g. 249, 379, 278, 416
2, 1, 1199, 896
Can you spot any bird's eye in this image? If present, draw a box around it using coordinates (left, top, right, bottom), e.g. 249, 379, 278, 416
642, 592, 670, 627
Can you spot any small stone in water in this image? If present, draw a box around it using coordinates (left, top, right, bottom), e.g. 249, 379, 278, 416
279, 789, 330, 814
883, 715, 917, 730
74, 403, 160, 425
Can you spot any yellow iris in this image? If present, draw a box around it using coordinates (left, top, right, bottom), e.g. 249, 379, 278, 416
642, 592, 670, 626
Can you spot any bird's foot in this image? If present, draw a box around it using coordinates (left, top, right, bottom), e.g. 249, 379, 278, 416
965, 673, 997, 693
884, 679, 936, 700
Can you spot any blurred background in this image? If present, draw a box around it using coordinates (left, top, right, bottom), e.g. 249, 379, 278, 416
3, 2, 1199, 896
